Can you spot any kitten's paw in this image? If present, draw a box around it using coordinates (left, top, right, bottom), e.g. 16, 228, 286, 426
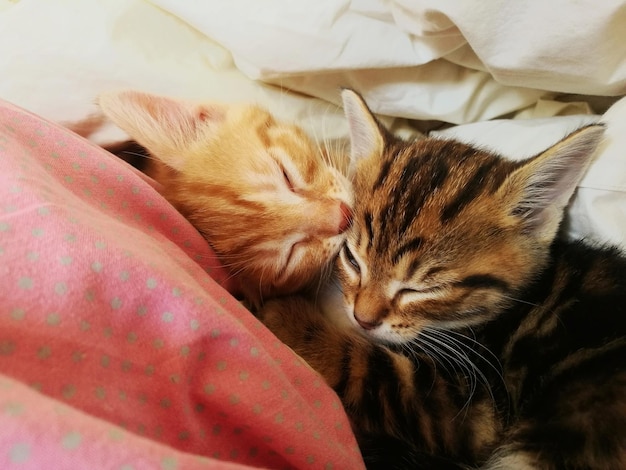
258, 296, 305, 328
258, 296, 323, 346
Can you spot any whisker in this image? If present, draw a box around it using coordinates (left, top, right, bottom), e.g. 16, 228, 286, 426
400, 341, 436, 375
424, 327, 502, 415
119, 150, 156, 161
414, 331, 469, 381
500, 294, 539, 307
438, 328, 504, 378
307, 108, 330, 170
418, 327, 499, 418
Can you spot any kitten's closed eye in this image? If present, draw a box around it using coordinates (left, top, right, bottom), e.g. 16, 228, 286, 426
342, 243, 361, 274
281, 167, 295, 192
398, 287, 441, 296
396, 286, 448, 306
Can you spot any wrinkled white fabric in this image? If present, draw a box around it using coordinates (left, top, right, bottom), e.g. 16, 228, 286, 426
435, 0, 626, 95
150, 0, 626, 121
0, 0, 624, 246
0, 0, 350, 143
1, 0, 623, 132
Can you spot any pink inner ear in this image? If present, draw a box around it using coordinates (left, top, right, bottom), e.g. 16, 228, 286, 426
123, 92, 181, 118
114, 91, 227, 134
197, 106, 225, 124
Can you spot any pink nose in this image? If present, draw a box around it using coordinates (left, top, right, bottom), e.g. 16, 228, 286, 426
310, 200, 352, 237
354, 313, 381, 330
338, 202, 352, 233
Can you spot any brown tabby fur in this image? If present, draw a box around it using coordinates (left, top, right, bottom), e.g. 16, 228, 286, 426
98, 90, 353, 304
260, 91, 626, 469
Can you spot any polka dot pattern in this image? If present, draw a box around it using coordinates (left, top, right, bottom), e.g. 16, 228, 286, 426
0, 375, 254, 470
0, 100, 364, 469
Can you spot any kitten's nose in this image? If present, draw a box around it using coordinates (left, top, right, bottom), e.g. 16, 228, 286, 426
308, 200, 352, 236
338, 202, 352, 233
354, 313, 381, 330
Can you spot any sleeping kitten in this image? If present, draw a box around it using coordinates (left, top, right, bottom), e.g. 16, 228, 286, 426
98, 90, 353, 304
260, 90, 626, 469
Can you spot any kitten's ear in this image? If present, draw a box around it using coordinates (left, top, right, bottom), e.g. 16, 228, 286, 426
98, 90, 225, 170
341, 89, 387, 173
500, 124, 605, 243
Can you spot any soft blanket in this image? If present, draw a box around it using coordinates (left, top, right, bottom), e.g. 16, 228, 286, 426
0, 100, 364, 469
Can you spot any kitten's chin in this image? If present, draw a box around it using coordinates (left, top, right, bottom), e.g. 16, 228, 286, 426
355, 323, 409, 346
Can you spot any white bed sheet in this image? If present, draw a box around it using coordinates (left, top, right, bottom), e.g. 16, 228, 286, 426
0, 0, 624, 246
150, 0, 626, 121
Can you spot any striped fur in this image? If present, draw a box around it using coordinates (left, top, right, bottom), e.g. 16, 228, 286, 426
99, 90, 353, 304
260, 91, 626, 469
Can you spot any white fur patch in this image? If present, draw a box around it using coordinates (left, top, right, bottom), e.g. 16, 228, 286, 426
481, 449, 535, 470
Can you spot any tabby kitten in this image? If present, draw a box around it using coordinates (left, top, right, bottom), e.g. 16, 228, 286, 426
260, 90, 626, 469
98, 90, 352, 304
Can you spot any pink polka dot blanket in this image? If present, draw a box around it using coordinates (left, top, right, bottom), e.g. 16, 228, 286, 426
0, 100, 364, 469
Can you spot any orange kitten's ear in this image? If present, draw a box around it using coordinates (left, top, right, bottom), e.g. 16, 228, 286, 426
341, 89, 386, 174
500, 124, 605, 243
98, 90, 225, 170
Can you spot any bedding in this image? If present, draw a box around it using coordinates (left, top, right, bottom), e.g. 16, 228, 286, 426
0, 100, 363, 469
0, 1, 625, 469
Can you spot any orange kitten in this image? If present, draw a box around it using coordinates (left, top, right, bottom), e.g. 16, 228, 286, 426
98, 90, 353, 304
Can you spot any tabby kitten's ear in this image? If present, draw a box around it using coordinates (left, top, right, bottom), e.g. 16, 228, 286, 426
341, 89, 389, 173
98, 90, 226, 170
500, 124, 605, 244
